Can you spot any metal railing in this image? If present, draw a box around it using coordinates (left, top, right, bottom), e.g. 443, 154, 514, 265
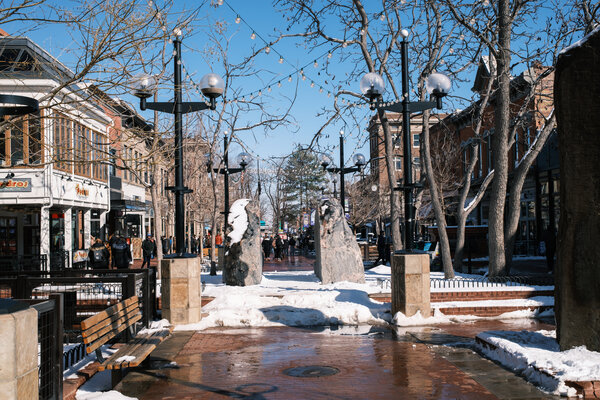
22, 294, 64, 400
0, 254, 48, 272
430, 275, 554, 289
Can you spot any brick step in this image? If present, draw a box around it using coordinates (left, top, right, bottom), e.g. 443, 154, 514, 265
369, 290, 554, 304
435, 305, 553, 317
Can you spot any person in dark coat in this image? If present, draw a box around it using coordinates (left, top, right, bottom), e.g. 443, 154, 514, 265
88, 238, 109, 269
141, 234, 157, 268
376, 233, 387, 265
275, 235, 284, 260
541, 226, 557, 273
262, 236, 273, 261
111, 233, 132, 269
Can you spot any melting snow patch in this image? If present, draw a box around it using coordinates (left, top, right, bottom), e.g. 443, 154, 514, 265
227, 199, 250, 244
476, 329, 600, 396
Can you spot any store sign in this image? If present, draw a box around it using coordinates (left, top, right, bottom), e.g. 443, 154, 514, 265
75, 184, 89, 197
0, 178, 32, 192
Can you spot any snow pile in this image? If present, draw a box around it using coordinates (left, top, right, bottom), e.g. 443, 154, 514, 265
477, 329, 600, 396
137, 319, 171, 335
76, 369, 137, 399
393, 308, 542, 327
227, 199, 250, 244
177, 270, 391, 330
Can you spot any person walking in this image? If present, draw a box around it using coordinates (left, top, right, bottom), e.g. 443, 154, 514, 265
275, 235, 283, 261
376, 233, 387, 265
111, 232, 132, 269
262, 235, 273, 261
88, 238, 109, 270
289, 236, 296, 256
141, 234, 156, 268
541, 226, 557, 273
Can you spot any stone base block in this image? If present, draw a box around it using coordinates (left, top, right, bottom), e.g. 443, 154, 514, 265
0, 306, 39, 399
391, 253, 431, 318
161, 257, 202, 325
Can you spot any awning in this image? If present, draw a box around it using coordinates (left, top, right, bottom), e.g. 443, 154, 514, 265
110, 199, 147, 212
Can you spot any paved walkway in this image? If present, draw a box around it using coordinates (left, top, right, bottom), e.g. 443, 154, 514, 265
115, 319, 557, 399
262, 252, 315, 272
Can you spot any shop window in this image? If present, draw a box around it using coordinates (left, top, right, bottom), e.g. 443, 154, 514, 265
54, 115, 72, 172
1, 112, 42, 166
0, 217, 17, 255
413, 134, 420, 147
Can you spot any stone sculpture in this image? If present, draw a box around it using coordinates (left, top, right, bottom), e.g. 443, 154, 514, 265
223, 199, 263, 286
314, 198, 365, 284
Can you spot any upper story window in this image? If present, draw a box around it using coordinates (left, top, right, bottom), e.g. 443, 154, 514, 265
52, 113, 107, 181
394, 156, 402, 171
413, 134, 420, 147
1, 113, 42, 167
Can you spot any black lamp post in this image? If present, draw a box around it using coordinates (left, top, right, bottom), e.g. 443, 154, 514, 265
131, 31, 224, 257
320, 130, 366, 214
360, 29, 451, 252
207, 131, 250, 237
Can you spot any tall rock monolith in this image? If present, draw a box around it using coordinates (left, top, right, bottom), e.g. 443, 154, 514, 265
314, 198, 365, 284
223, 199, 263, 286
555, 27, 600, 351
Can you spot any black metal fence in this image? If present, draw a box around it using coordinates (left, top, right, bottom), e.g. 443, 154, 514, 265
430, 275, 555, 289
21, 294, 64, 400
1, 267, 158, 383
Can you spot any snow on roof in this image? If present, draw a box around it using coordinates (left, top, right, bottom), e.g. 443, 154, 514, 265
559, 24, 600, 55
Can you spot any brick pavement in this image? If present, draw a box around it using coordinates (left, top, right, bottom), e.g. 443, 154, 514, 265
115, 320, 558, 400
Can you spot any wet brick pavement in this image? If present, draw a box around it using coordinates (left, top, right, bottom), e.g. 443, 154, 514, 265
116, 320, 558, 400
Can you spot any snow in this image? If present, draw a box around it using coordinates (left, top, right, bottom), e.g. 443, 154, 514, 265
137, 319, 171, 335
115, 355, 136, 363
559, 24, 600, 55
177, 270, 391, 330
433, 296, 554, 309
76, 369, 137, 400
477, 329, 600, 396
227, 199, 250, 244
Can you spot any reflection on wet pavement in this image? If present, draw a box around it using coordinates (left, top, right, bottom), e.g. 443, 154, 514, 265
116, 320, 558, 399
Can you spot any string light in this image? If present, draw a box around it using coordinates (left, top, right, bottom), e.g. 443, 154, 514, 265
235, 15, 241, 23
250, 32, 256, 40
310, 82, 315, 88
380, 14, 386, 21
313, 60, 318, 68
342, 41, 348, 48
302, 75, 306, 81
288, 75, 292, 82
279, 56, 284, 63
327, 52, 332, 59
265, 46, 271, 54
277, 81, 282, 88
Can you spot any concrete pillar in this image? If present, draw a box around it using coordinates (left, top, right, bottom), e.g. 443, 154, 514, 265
0, 301, 39, 399
99, 211, 107, 241
555, 28, 600, 351
391, 253, 431, 318
161, 257, 202, 324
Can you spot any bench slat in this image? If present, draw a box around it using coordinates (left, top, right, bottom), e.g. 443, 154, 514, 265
85, 313, 142, 354
81, 296, 139, 331
98, 329, 172, 371
82, 301, 139, 339
82, 306, 140, 345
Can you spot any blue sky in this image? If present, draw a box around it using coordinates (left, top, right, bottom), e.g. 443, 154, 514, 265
5, 0, 582, 169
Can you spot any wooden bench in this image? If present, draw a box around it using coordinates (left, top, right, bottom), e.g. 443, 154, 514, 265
81, 296, 172, 383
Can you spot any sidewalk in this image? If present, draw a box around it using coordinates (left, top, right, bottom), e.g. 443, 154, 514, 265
114, 320, 558, 399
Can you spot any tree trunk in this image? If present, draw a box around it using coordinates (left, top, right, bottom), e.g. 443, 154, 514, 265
378, 108, 403, 251
488, 0, 512, 277
504, 114, 556, 273
422, 110, 454, 279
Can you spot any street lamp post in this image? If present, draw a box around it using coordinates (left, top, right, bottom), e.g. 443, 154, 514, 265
131, 32, 224, 257
360, 29, 451, 252
207, 131, 250, 238
320, 130, 366, 213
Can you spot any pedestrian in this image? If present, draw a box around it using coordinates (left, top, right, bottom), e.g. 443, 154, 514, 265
376, 233, 386, 265
289, 236, 296, 256
141, 234, 156, 268
215, 231, 223, 247
261, 235, 272, 261
541, 226, 556, 273
275, 234, 283, 260
283, 237, 289, 258
88, 238, 109, 269
111, 232, 132, 269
